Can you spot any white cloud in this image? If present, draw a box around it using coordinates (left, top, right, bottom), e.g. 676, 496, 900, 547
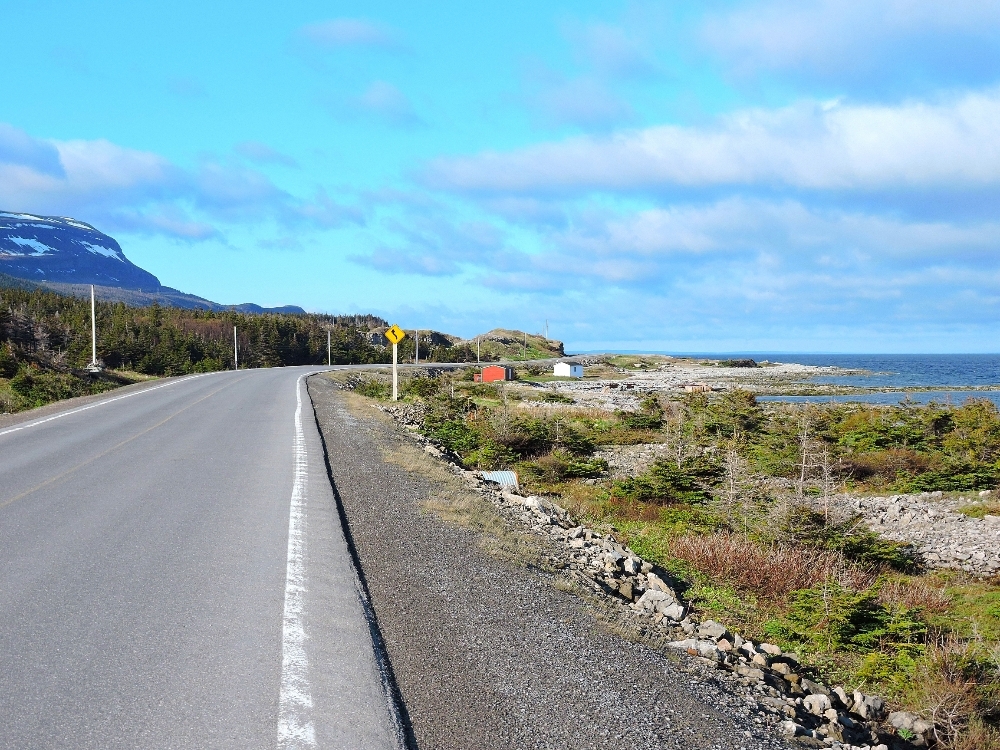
0, 123, 65, 178
564, 22, 658, 79
299, 18, 399, 49
0, 124, 360, 239
234, 141, 298, 167
424, 90, 1000, 193
353, 81, 422, 127
523, 74, 634, 129
703, 0, 1000, 72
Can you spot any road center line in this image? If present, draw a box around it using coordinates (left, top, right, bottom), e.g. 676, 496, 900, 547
0, 371, 215, 440
0, 377, 248, 510
278, 375, 316, 749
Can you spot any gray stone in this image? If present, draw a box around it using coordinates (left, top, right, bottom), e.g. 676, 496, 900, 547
832, 686, 852, 711
617, 580, 633, 600
736, 664, 765, 681
888, 711, 934, 737
647, 572, 672, 593
771, 661, 793, 676
779, 720, 805, 738
803, 693, 832, 715
801, 678, 830, 696
853, 691, 885, 721
697, 620, 728, 640
760, 642, 782, 655
660, 602, 685, 621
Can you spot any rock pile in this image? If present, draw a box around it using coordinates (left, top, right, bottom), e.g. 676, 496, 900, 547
809, 491, 1000, 576
593, 443, 674, 479
380, 405, 923, 750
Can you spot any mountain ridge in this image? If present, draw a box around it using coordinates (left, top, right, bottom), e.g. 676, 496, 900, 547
0, 212, 305, 313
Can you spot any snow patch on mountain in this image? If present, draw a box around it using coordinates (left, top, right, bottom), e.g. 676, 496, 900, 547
3, 237, 52, 256
0, 211, 160, 289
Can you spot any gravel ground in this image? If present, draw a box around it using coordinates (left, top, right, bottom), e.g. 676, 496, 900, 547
308, 376, 791, 750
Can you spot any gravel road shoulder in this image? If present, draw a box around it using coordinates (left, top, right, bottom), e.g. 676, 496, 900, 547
308, 376, 791, 750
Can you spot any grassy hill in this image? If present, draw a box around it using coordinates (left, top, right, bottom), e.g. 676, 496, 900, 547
458, 328, 564, 361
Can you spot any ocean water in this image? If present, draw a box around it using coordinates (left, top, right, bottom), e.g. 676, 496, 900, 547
688, 353, 1000, 407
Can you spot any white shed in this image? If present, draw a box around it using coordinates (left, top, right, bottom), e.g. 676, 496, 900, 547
553, 361, 584, 378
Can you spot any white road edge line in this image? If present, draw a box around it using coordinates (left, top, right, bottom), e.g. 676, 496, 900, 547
278, 376, 316, 749
0, 371, 214, 439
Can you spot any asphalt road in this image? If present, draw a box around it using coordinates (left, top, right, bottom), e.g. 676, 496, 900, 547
0, 367, 404, 750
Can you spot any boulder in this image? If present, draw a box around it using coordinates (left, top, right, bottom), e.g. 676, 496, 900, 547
833, 686, 852, 711
779, 720, 806, 738
852, 691, 886, 721
646, 572, 672, 593
696, 620, 728, 640
889, 711, 934, 738
801, 677, 830, 696
803, 693, 832, 716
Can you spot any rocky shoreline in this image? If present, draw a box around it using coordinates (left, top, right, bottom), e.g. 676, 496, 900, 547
380, 402, 927, 750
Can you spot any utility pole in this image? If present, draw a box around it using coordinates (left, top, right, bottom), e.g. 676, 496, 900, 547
477, 336, 480, 363
415, 330, 419, 365
327, 329, 331, 366
233, 325, 238, 370
523, 331, 527, 359
90, 285, 97, 367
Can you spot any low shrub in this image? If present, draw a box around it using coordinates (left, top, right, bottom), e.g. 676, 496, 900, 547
778, 506, 918, 572
464, 440, 517, 470
518, 449, 608, 483
539, 391, 573, 404
402, 376, 440, 398
354, 377, 389, 399
424, 418, 480, 455
668, 533, 859, 601
607, 459, 718, 505
766, 582, 926, 654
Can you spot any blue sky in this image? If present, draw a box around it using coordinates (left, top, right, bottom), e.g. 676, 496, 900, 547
2, 0, 1000, 352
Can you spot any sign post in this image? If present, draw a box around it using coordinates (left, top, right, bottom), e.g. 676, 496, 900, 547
384, 324, 407, 401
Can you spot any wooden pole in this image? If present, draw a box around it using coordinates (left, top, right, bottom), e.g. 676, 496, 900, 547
90, 285, 97, 366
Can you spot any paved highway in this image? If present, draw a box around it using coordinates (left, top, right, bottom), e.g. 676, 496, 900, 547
0, 367, 404, 750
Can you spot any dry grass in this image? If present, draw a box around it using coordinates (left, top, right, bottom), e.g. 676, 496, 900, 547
879, 576, 953, 615
668, 532, 877, 600
907, 634, 1000, 750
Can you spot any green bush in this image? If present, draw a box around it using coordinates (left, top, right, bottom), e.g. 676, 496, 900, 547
519, 449, 608, 482
540, 391, 573, 403
355, 378, 390, 399
424, 418, 480, 455
608, 459, 716, 505
705, 389, 764, 437
766, 582, 926, 654
402, 376, 439, 398
779, 507, 917, 572
464, 440, 516, 469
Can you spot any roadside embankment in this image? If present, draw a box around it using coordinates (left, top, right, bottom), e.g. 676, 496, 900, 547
308, 375, 791, 750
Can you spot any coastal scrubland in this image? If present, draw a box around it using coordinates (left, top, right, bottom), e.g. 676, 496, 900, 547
352, 367, 1000, 750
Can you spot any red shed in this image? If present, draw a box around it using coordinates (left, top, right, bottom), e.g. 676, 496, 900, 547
480, 365, 515, 383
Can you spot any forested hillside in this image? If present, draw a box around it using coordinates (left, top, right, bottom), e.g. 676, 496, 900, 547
0, 280, 389, 412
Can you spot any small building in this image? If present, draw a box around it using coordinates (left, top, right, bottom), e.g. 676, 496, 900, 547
554, 361, 584, 378
479, 365, 515, 383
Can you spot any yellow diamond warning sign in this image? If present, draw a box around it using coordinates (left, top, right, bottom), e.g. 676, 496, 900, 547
385, 324, 406, 345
